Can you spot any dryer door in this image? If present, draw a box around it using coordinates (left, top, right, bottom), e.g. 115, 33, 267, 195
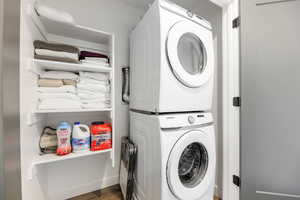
167, 21, 214, 88
167, 130, 215, 200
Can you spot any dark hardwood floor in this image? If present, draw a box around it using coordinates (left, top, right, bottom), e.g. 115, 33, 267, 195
69, 185, 221, 200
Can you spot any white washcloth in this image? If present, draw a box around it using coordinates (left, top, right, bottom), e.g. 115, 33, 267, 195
35, 49, 78, 60
77, 83, 110, 93
38, 99, 82, 110
37, 85, 76, 93
40, 71, 78, 81
35, 3, 76, 25
38, 93, 80, 101
79, 71, 109, 81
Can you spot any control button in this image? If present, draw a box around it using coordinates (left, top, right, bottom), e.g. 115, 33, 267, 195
187, 10, 193, 18
188, 116, 195, 124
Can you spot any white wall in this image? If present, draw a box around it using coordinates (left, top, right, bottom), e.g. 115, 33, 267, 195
0, 0, 4, 198
127, 0, 223, 196
20, 0, 48, 199
42, 0, 224, 197
20, 0, 144, 199
191, 2, 223, 197
20, 0, 223, 199
43, 0, 144, 198
171, 0, 223, 197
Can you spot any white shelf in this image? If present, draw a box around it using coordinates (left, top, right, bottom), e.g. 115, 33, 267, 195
28, 4, 111, 50
26, 4, 116, 181
34, 149, 112, 165
28, 149, 112, 180
33, 59, 112, 73
34, 108, 112, 114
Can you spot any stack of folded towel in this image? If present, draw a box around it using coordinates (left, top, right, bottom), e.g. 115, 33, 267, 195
34, 40, 80, 63
77, 72, 111, 109
37, 71, 81, 110
79, 51, 110, 66
37, 70, 111, 110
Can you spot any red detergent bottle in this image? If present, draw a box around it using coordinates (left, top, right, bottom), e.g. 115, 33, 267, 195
90, 121, 112, 151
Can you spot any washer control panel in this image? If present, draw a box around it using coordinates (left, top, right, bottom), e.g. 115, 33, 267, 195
159, 112, 213, 129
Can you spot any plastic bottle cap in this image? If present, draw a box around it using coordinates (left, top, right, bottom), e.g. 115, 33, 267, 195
91, 121, 105, 125
74, 122, 80, 125
59, 122, 70, 126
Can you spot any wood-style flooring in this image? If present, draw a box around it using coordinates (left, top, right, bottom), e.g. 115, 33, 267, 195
68, 185, 221, 200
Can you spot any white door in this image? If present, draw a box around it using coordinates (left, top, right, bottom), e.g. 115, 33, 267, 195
167, 21, 214, 88
167, 130, 215, 200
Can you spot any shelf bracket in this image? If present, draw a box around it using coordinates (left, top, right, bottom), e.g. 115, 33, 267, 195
27, 3, 48, 40
110, 111, 113, 119
110, 151, 115, 168
28, 163, 37, 181
27, 58, 43, 75
27, 111, 43, 126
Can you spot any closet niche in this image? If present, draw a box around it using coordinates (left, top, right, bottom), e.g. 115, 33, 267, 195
21, 1, 116, 199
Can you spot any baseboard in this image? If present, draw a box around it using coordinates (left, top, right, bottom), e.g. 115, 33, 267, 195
214, 184, 222, 199
48, 175, 119, 200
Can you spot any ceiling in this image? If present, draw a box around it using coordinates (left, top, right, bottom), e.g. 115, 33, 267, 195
122, 0, 154, 10
121, 0, 215, 11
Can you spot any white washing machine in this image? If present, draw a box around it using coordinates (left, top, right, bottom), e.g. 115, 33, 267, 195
130, 111, 216, 200
130, 0, 215, 113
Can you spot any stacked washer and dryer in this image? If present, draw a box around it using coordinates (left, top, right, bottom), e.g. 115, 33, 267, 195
130, 1, 216, 200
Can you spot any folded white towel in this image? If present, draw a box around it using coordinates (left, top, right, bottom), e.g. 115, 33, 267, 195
35, 3, 76, 25
77, 92, 110, 100
79, 77, 109, 85
81, 103, 110, 109
84, 57, 108, 63
81, 99, 110, 104
38, 99, 82, 110
35, 49, 78, 60
40, 71, 78, 81
37, 85, 76, 93
38, 93, 80, 101
77, 83, 110, 93
81, 60, 109, 67
79, 71, 109, 81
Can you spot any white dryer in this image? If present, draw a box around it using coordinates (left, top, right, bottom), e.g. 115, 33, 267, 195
130, 0, 214, 113
130, 111, 216, 200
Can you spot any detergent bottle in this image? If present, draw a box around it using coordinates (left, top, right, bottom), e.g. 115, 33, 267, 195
56, 122, 72, 156
90, 121, 112, 151
72, 122, 90, 152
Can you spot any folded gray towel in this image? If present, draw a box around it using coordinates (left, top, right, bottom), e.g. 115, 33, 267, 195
34, 40, 79, 54
34, 40, 80, 63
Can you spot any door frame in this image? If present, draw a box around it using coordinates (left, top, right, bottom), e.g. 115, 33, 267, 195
0, 0, 22, 199
210, 0, 240, 199
222, 0, 240, 200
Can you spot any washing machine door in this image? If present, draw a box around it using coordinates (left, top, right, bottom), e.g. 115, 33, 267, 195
167, 130, 215, 200
167, 21, 214, 88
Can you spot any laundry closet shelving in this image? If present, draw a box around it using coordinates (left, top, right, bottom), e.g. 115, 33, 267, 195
25, 3, 116, 180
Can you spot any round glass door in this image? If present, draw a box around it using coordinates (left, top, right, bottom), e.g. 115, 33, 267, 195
167, 21, 214, 88
177, 33, 207, 76
178, 142, 208, 188
167, 130, 215, 200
